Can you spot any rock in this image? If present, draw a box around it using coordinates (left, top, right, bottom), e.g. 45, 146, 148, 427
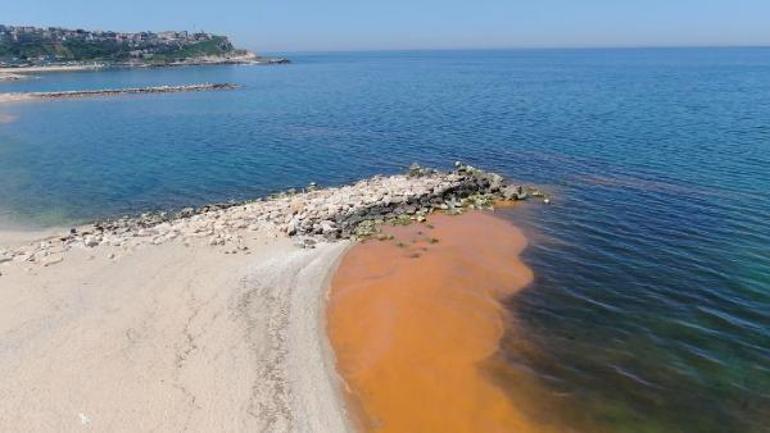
501, 185, 527, 201
320, 220, 337, 234
286, 218, 299, 236
83, 236, 100, 248
486, 174, 504, 192
290, 199, 305, 215
407, 162, 423, 177
294, 237, 317, 249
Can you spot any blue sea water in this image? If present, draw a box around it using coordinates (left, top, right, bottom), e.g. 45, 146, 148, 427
1, 48, 769, 432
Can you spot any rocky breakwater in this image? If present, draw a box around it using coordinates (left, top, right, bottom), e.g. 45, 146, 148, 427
0, 163, 546, 271
31, 83, 238, 99
0, 83, 238, 103
0, 73, 26, 82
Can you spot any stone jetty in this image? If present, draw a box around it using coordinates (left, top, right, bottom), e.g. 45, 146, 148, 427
0, 73, 25, 82
0, 83, 238, 102
0, 163, 543, 267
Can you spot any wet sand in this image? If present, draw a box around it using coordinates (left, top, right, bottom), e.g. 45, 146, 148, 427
328, 211, 550, 433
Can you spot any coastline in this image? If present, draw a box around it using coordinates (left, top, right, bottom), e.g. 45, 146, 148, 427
0, 56, 288, 86
0, 165, 535, 432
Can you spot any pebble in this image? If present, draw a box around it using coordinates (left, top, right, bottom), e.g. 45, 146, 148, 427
83, 236, 100, 248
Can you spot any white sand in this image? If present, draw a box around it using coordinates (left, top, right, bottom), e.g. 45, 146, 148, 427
0, 231, 353, 433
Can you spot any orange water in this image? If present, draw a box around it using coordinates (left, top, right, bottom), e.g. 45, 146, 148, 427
328, 211, 554, 433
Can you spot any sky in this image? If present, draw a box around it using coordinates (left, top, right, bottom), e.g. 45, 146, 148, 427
4, 0, 770, 52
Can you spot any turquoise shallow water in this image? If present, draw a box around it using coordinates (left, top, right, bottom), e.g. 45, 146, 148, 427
1, 48, 769, 431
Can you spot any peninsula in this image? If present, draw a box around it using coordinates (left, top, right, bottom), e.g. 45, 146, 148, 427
0, 24, 289, 77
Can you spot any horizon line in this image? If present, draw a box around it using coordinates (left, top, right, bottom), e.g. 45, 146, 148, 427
265, 44, 770, 55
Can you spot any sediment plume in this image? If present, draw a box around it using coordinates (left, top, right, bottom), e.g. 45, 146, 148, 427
327, 211, 560, 433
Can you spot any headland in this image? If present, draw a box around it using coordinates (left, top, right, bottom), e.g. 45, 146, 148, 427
0, 24, 289, 79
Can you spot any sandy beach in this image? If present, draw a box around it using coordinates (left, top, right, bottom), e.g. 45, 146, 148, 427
0, 229, 353, 433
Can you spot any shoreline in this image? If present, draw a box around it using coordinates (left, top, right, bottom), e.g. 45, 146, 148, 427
0, 165, 539, 432
0, 57, 288, 86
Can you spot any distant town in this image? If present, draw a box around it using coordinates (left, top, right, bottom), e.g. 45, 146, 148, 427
0, 25, 287, 68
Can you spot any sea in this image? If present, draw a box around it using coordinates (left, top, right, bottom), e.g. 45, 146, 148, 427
1, 48, 768, 432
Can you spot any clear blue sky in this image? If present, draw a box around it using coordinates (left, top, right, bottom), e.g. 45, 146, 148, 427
5, 0, 770, 52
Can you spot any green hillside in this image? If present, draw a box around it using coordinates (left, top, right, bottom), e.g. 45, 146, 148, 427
0, 26, 244, 65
